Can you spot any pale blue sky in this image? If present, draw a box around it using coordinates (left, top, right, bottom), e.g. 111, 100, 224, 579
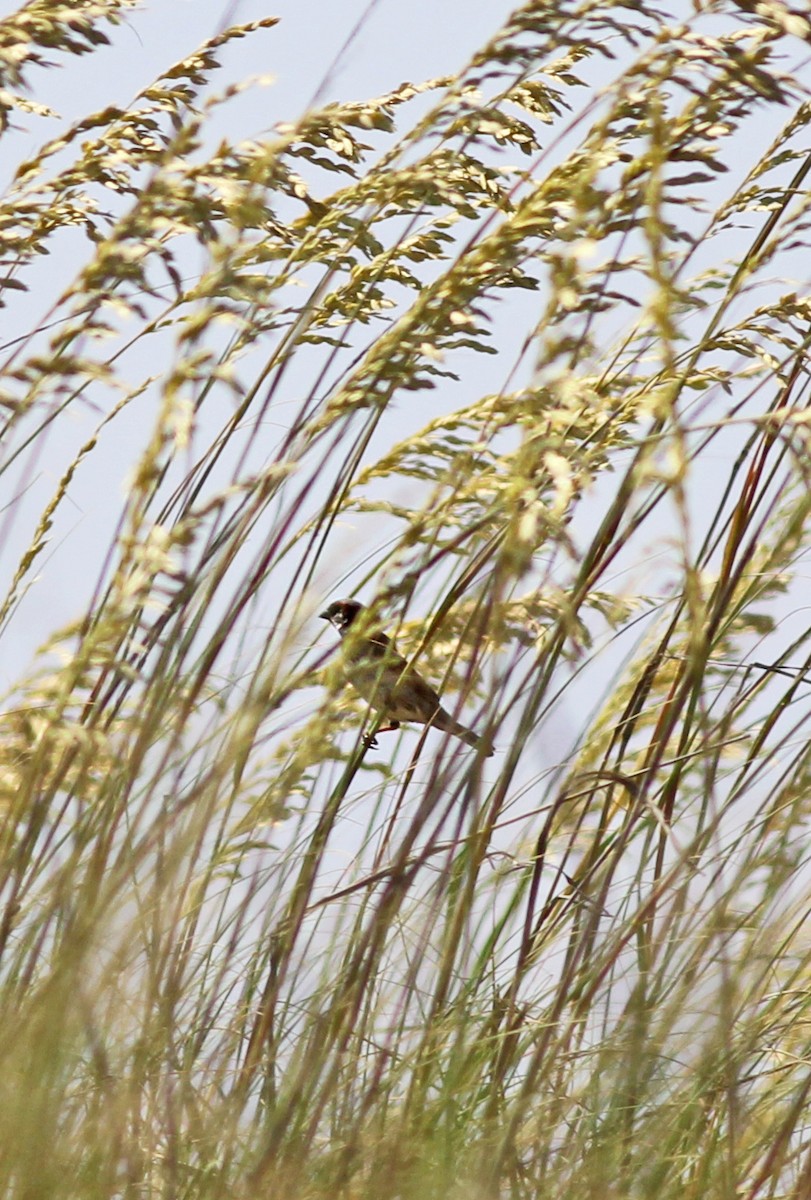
0, 0, 526, 683
0, 0, 519, 135
1, 0, 809, 776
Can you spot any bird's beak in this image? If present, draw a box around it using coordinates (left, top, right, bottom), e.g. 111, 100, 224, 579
319, 610, 331, 621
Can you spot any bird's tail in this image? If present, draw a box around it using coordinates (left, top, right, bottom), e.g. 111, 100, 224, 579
434, 709, 493, 756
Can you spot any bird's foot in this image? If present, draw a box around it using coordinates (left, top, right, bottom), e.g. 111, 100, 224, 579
362, 720, 400, 751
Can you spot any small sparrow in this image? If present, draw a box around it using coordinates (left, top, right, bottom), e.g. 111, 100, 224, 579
320, 598, 492, 755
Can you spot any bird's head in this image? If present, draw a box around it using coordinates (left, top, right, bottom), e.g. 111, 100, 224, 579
319, 598, 365, 636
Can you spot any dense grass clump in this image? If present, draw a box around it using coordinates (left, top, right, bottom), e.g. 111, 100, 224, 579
2, 0, 811, 1195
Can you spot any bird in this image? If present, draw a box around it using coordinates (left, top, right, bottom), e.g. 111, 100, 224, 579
320, 598, 492, 755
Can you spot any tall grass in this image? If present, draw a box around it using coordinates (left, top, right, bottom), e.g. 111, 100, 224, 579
2, 0, 811, 1195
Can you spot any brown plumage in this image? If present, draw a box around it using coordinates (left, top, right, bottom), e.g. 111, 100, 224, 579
320, 599, 492, 755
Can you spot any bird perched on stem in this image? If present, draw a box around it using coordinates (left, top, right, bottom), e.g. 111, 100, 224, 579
320, 598, 492, 755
